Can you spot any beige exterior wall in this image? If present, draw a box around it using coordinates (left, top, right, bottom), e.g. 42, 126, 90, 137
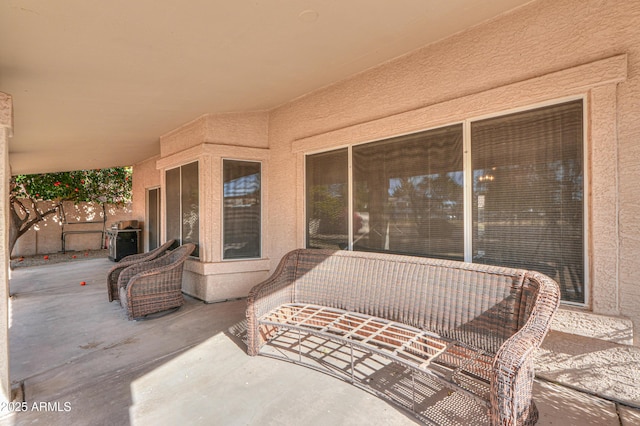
132, 0, 640, 343
266, 0, 640, 344
1, 92, 13, 405
11, 201, 133, 257
131, 155, 161, 251
160, 111, 269, 158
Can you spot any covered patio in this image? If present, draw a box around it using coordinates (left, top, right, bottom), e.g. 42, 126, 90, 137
2, 1, 640, 424
2, 258, 639, 425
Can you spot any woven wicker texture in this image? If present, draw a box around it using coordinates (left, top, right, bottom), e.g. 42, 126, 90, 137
117, 243, 194, 320
246, 249, 560, 426
106, 239, 175, 302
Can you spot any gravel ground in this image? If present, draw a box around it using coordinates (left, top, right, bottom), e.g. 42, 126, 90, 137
11, 249, 109, 269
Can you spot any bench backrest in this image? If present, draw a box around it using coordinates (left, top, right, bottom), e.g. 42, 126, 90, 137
289, 249, 543, 354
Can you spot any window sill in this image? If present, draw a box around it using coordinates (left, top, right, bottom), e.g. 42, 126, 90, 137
185, 258, 271, 275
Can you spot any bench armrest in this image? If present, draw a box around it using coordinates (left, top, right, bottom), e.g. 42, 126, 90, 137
246, 250, 301, 356
490, 272, 560, 425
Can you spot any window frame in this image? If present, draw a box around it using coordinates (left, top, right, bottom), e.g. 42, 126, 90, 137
145, 186, 161, 252
304, 96, 588, 307
164, 160, 200, 258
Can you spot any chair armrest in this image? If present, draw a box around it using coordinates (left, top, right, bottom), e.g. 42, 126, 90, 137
107, 258, 155, 302
119, 252, 152, 263
490, 272, 560, 425
119, 239, 175, 263
126, 263, 183, 296
246, 250, 300, 355
117, 255, 171, 290
108, 258, 146, 281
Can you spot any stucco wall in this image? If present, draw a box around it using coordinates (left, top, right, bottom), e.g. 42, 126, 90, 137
130, 155, 161, 252
0, 92, 13, 405
160, 112, 269, 158
131, 0, 640, 342
12, 201, 132, 257
266, 0, 640, 341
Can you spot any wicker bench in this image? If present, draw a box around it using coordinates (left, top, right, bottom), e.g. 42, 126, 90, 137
246, 249, 560, 425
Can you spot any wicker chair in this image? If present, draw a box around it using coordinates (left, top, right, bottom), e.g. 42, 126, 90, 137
106, 239, 175, 302
117, 243, 195, 320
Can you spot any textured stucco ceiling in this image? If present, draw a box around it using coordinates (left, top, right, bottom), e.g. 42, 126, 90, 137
0, 0, 532, 174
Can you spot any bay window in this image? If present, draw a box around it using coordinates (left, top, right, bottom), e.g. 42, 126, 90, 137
223, 160, 262, 260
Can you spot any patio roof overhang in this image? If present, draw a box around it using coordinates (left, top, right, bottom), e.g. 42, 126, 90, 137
0, 0, 534, 175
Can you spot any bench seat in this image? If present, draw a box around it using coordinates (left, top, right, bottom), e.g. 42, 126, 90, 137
247, 249, 560, 425
259, 302, 494, 407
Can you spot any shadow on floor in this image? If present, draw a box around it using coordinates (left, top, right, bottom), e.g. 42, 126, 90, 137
4, 259, 636, 426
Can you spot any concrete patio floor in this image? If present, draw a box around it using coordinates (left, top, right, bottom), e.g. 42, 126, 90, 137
2, 258, 640, 425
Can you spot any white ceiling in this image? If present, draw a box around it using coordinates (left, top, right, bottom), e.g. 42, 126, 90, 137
0, 0, 533, 175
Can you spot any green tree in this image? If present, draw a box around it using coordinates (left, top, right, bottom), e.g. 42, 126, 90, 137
9, 167, 132, 257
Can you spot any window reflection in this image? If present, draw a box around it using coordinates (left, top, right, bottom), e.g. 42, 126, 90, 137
303, 100, 584, 303
165, 162, 199, 257
352, 125, 464, 259
223, 160, 261, 259
472, 100, 584, 303
306, 149, 349, 250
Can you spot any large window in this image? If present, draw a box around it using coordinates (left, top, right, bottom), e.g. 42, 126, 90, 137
306, 149, 348, 250
352, 125, 463, 259
223, 160, 261, 259
305, 100, 585, 303
472, 100, 584, 303
166, 161, 199, 257
146, 187, 160, 251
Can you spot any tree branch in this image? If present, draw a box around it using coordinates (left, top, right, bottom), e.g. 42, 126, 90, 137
17, 206, 59, 238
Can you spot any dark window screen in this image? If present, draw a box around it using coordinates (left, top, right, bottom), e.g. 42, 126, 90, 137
306, 149, 348, 250
352, 125, 464, 259
147, 188, 160, 250
471, 100, 584, 303
165, 167, 181, 248
165, 162, 199, 257
223, 160, 261, 259
181, 162, 199, 257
